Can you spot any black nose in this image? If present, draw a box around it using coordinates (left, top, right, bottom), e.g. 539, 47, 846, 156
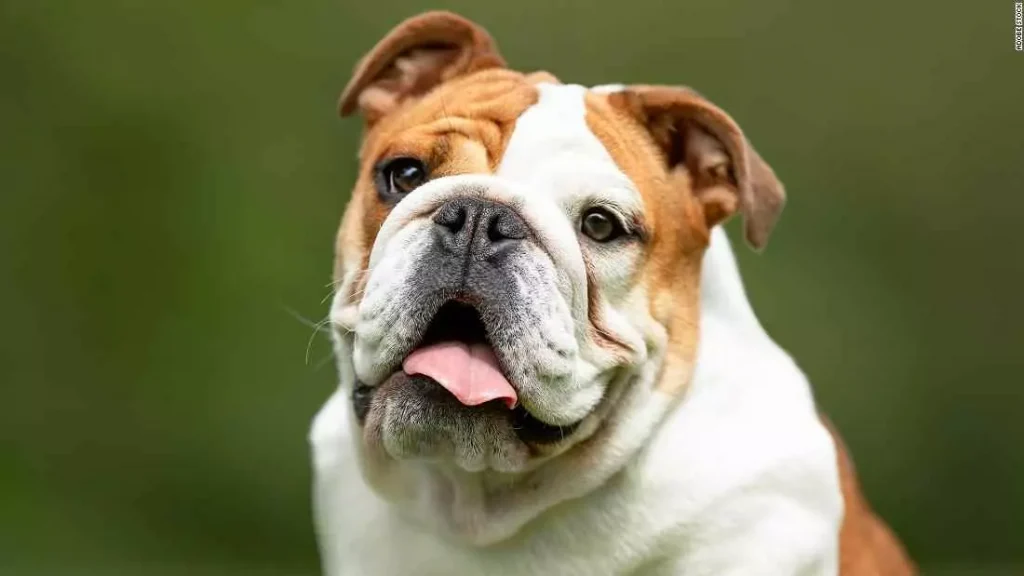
433, 197, 528, 259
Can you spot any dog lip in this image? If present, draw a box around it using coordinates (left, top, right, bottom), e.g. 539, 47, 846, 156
351, 381, 375, 424
361, 298, 588, 442
511, 404, 582, 444
365, 297, 504, 388
355, 372, 582, 445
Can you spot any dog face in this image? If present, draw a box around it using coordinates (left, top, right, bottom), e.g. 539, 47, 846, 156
328, 11, 784, 540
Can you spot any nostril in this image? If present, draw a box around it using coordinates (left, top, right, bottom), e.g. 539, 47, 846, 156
486, 215, 504, 243
487, 212, 527, 242
434, 202, 467, 233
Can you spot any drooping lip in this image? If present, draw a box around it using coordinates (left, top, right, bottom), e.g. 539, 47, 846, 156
351, 377, 580, 445
355, 298, 583, 443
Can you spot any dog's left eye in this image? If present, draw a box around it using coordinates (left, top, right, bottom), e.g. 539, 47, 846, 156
376, 157, 428, 200
581, 207, 626, 242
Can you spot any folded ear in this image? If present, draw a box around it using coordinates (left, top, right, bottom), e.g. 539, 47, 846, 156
609, 86, 786, 250
338, 11, 506, 125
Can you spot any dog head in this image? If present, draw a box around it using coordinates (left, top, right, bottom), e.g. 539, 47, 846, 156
328, 11, 785, 543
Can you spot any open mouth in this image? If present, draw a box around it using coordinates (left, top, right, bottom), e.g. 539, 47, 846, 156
403, 301, 519, 410
361, 300, 580, 444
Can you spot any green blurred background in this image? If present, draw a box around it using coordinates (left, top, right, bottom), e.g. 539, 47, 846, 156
1, 1, 1021, 574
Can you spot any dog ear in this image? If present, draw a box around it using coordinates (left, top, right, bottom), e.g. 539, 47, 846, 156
338, 11, 506, 125
609, 86, 785, 250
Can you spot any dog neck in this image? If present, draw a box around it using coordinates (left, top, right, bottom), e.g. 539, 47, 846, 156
700, 227, 763, 334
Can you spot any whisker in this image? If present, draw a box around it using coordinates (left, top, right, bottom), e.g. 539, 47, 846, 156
313, 351, 336, 372
320, 290, 336, 305
283, 305, 328, 331
305, 316, 333, 365
323, 268, 372, 305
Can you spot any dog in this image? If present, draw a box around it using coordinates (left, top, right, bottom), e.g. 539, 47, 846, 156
310, 11, 914, 575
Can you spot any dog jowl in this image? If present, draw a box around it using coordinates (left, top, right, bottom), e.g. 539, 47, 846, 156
310, 11, 914, 576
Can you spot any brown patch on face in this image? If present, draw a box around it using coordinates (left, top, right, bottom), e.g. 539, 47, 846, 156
334, 69, 540, 288
582, 91, 709, 395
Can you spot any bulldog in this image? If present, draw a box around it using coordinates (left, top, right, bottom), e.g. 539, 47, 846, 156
310, 11, 914, 575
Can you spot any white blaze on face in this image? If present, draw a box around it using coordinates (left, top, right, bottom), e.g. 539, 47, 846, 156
499, 85, 615, 179
497, 83, 639, 215
497, 82, 647, 318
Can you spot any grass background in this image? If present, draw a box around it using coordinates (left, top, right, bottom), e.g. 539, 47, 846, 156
1, 0, 1022, 573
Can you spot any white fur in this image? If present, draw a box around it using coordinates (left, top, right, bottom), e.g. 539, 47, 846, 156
312, 84, 843, 575
590, 83, 626, 94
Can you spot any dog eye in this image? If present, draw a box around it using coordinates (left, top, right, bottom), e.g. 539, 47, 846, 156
581, 207, 625, 242
377, 157, 428, 199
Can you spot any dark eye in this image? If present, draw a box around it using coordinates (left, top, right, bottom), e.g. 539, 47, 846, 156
376, 157, 428, 199
581, 207, 625, 242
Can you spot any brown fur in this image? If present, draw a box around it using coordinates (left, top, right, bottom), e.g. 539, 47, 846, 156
336, 11, 914, 573
584, 90, 708, 398
825, 417, 917, 575
338, 11, 506, 122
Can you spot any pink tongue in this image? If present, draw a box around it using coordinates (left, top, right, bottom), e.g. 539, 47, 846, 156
402, 342, 518, 409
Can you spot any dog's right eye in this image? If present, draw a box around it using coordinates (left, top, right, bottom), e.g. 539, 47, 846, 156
376, 157, 428, 200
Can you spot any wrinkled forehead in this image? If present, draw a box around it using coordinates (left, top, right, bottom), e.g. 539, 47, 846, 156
361, 71, 658, 211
